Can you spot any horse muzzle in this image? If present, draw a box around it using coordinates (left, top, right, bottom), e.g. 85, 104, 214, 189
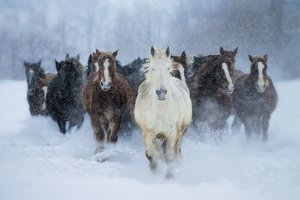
100, 81, 112, 91
225, 84, 234, 95
156, 87, 167, 101
256, 83, 266, 93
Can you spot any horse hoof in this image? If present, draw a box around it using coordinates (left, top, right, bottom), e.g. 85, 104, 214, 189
94, 146, 105, 154
262, 135, 268, 141
149, 162, 158, 173
165, 172, 174, 180
109, 136, 118, 143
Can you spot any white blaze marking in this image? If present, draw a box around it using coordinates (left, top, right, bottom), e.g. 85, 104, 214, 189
95, 62, 99, 72
178, 64, 186, 82
29, 69, 34, 74
103, 59, 111, 83
257, 62, 265, 92
186, 55, 194, 66
222, 63, 234, 92
42, 86, 47, 110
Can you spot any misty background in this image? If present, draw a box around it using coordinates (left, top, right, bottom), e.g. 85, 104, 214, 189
0, 0, 299, 80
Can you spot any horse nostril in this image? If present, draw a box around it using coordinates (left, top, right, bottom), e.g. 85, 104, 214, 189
107, 82, 112, 86
156, 89, 167, 95
100, 81, 104, 86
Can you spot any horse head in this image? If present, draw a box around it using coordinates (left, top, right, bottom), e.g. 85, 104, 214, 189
146, 46, 173, 101
55, 54, 83, 85
24, 60, 45, 95
249, 55, 269, 93
214, 55, 235, 95
220, 47, 238, 64
92, 49, 118, 92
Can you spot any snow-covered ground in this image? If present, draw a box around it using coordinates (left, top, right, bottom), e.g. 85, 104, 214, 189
0, 80, 299, 200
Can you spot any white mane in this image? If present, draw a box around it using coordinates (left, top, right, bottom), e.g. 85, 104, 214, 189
143, 49, 174, 80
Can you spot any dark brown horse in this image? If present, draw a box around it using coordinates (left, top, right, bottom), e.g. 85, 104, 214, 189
24, 61, 57, 116
192, 54, 235, 131
232, 55, 278, 140
81, 49, 132, 152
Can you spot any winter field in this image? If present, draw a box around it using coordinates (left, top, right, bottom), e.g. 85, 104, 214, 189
0, 80, 299, 200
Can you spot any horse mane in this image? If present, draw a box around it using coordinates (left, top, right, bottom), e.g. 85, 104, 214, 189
142, 55, 176, 79
196, 56, 221, 80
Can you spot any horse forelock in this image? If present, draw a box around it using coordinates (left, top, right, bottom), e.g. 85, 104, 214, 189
144, 52, 173, 79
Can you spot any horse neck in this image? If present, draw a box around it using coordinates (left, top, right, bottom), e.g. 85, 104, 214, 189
197, 64, 218, 91
246, 72, 259, 86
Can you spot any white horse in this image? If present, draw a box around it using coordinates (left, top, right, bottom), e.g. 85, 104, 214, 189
134, 46, 192, 178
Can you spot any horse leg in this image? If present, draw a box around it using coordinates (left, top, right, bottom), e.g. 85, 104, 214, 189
262, 114, 271, 141
76, 113, 84, 130
91, 117, 105, 153
242, 117, 253, 139
108, 118, 121, 143
254, 115, 263, 139
143, 131, 158, 172
231, 115, 242, 134
58, 119, 66, 134
164, 136, 178, 179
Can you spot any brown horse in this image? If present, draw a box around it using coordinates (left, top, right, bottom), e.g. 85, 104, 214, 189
81, 49, 132, 152
192, 54, 235, 131
232, 55, 278, 140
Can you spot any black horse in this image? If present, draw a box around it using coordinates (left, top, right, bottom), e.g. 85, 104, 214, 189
118, 57, 147, 92
46, 54, 85, 134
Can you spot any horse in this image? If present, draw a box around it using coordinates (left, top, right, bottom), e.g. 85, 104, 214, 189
46, 54, 85, 134
192, 54, 235, 132
85, 54, 93, 80
134, 46, 192, 178
24, 61, 56, 116
81, 49, 132, 152
118, 57, 147, 92
232, 55, 278, 140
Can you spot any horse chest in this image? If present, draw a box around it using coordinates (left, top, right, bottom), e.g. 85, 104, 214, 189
142, 102, 179, 132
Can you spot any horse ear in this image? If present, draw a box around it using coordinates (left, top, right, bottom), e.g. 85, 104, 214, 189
96, 49, 101, 55
181, 51, 186, 59
263, 54, 268, 62
88, 54, 92, 65
220, 47, 224, 55
55, 59, 60, 71
66, 53, 70, 59
112, 49, 118, 58
151, 46, 155, 57
165, 46, 170, 57
77, 54, 80, 60
234, 47, 238, 56
24, 61, 28, 67
38, 60, 42, 66
248, 55, 254, 62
